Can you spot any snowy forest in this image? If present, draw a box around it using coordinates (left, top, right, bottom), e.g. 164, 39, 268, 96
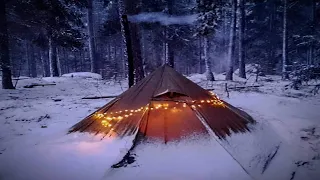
1, 0, 320, 180
1, 0, 319, 89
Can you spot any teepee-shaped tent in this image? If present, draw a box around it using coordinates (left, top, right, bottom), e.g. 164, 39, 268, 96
69, 65, 255, 142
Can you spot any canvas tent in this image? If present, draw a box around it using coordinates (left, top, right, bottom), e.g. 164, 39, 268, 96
69, 65, 299, 180
70, 65, 255, 142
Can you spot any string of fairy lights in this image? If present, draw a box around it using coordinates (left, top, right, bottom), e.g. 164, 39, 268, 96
94, 91, 225, 129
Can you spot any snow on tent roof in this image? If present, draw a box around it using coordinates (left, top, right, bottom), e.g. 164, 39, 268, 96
69, 65, 255, 142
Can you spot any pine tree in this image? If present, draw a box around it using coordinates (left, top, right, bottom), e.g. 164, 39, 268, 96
26, 0, 86, 77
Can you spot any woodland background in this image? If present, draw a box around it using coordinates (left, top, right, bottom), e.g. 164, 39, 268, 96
1, 0, 319, 89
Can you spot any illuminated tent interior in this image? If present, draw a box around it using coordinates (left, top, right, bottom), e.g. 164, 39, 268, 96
69, 65, 255, 143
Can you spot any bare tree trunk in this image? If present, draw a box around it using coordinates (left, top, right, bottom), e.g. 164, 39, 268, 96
88, 0, 98, 73
40, 50, 49, 77
226, 0, 237, 80
223, 6, 229, 70
199, 36, 202, 73
166, 0, 174, 68
119, 0, 145, 85
114, 38, 118, 79
108, 41, 111, 63
25, 41, 31, 77
203, 37, 214, 81
56, 48, 62, 75
118, 0, 134, 87
166, 31, 174, 68
238, 0, 246, 78
120, 14, 134, 87
0, 0, 14, 89
29, 44, 37, 78
163, 27, 167, 65
308, 0, 316, 65
268, 0, 276, 74
282, 0, 289, 80
130, 23, 145, 83
48, 36, 59, 77
73, 51, 77, 72
121, 45, 126, 78
141, 29, 147, 76
167, 43, 174, 68
66, 51, 70, 73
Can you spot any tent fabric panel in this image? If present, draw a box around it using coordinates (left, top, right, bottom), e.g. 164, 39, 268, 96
163, 66, 213, 100
69, 98, 119, 133
140, 101, 209, 142
115, 66, 164, 110
153, 69, 188, 97
222, 101, 255, 124
194, 104, 251, 138
108, 111, 145, 138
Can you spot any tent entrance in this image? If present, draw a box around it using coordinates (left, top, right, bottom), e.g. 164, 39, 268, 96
138, 100, 209, 143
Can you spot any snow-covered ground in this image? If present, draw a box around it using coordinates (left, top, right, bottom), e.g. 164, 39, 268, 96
0, 71, 319, 180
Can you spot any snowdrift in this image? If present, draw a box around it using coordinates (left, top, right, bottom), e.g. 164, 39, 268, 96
105, 136, 252, 180
62, 72, 102, 80
103, 120, 296, 180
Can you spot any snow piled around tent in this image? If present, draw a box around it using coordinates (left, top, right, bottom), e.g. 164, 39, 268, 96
0, 133, 134, 180
106, 136, 252, 180
1, 70, 320, 180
